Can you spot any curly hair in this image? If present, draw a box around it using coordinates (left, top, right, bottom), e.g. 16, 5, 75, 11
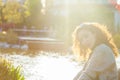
72, 22, 119, 61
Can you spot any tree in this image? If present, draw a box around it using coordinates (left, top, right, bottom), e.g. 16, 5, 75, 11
0, 0, 30, 28
0, 0, 4, 24
3, 0, 25, 24
25, 0, 43, 28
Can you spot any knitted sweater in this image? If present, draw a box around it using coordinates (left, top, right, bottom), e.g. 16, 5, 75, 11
73, 44, 118, 80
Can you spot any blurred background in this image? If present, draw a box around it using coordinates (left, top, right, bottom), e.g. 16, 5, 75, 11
0, 0, 120, 80
0, 0, 119, 53
0, 0, 120, 52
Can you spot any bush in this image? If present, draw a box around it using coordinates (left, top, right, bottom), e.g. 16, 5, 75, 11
0, 58, 25, 80
5, 29, 19, 44
0, 29, 19, 44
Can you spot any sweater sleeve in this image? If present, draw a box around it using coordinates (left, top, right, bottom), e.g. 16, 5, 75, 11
77, 44, 116, 80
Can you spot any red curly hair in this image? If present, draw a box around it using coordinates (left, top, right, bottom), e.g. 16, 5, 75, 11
72, 22, 119, 61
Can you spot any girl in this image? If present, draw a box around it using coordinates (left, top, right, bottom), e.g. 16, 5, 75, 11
72, 22, 119, 80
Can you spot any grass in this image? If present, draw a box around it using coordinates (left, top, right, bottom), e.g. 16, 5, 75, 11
0, 58, 25, 80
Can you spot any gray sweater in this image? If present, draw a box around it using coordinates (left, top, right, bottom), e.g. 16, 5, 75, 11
73, 44, 118, 80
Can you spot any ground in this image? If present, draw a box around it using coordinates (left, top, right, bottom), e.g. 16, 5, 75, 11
0, 51, 120, 80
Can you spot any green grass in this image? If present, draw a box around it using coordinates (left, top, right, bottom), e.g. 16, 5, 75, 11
0, 58, 25, 80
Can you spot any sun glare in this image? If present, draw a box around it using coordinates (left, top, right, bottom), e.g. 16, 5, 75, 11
41, 0, 46, 8
117, 0, 120, 4
2, 54, 82, 80
2, 31, 7, 35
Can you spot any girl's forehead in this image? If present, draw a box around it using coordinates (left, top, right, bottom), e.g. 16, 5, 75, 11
78, 29, 92, 34
77, 29, 95, 38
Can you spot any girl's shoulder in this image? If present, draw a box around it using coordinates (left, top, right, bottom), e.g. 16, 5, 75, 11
94, 44, 112, 52
91, 44, 115, 63
92, 44, 114, 58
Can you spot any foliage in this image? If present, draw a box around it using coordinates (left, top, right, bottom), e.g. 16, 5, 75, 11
0, 0, 30, 25
0, 0, 3, 23
0, 29, 19, 44
25, 0, 42, 13
24, 0, 43, 27
113, 33, 120, 49
0, 0, 2, 6
0, 58, 24, 80
6, 29, 19, 44
3, 0, 22, 23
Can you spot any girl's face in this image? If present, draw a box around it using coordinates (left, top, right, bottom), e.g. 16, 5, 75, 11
78, 29, 96, 49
